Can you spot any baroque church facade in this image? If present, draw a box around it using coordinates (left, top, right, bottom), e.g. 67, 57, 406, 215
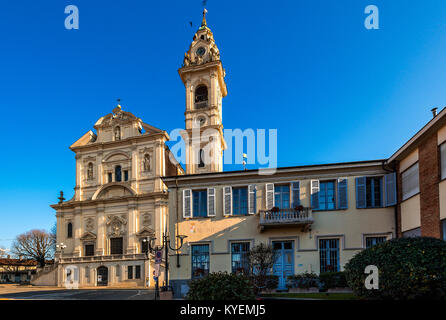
51, 104, 182, 287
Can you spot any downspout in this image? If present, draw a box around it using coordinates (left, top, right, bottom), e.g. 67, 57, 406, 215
175, 178, 180, 268
382, 160, 399, 239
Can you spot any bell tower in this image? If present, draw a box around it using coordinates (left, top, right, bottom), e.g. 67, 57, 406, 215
179, 9, 228, 174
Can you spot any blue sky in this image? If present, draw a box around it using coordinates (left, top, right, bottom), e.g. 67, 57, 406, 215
1, 0, 446, 250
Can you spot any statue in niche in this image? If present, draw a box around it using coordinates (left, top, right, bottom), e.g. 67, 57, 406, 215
114, 126, 121, 141
144, 154, 151, 172
87, 163, 94, 180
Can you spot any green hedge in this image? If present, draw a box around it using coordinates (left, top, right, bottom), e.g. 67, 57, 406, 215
287, 273, 320, 289
345, 237, 446, 300
186, 272, 256, 300
319, 272, 348, 290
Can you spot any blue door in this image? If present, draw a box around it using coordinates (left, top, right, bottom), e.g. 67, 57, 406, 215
273, 241, 294, 290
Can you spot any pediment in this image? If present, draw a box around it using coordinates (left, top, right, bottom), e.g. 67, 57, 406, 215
96, 185, 134, 200
136, 227, 155, 237
80, 231, 97, 241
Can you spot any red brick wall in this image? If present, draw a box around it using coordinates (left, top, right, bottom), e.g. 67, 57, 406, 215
418, 132, 441, 238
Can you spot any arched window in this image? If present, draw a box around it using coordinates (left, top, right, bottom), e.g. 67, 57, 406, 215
115, 165, 122, 182
67, 222, 73, 238
195, 86, 208, 109
198, 149, 205, 168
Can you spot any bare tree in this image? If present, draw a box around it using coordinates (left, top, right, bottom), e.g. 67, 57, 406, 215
11, 230, 54, 267
0, 246, 9, 258
248, 243, 278, 293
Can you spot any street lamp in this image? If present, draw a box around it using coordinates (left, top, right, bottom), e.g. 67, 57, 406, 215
142, 233, 187, 299
56, 243, 67, 262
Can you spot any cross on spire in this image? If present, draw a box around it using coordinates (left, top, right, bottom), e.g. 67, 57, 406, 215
201, 8, 208, 27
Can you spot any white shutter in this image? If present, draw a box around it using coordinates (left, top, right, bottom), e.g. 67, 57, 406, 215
310, 180, 320, 210
248, 185, 257, 215
265, 183, 275, 210
223, 186, 233, 216
207, 188, 216, 217
183, 189, 192, 218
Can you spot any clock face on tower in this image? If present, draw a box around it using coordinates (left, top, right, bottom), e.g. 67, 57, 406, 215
196, 47, 206, 56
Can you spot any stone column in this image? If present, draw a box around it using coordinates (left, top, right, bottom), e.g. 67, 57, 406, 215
96, 206, 105, 255
127, 201, 137, 254
73, 208, 82, 257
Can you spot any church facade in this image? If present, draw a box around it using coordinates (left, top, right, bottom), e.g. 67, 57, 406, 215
51, 105, 182, 288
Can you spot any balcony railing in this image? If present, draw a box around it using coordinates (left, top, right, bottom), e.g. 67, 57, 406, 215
259, 207, 314, 231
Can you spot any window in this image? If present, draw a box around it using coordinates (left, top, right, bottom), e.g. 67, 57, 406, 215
124, 170, 129, 181
110, 238, 123, 255
115, 166, 122, 182
67, 222, 73, 238
365, 237, 386, 248
319, 181, 336, 211
135, 266, 141, 279
231, 242, 250, 274
128, 266, 133, 279
116, 265, 120, 277
232, 187, 248, 216
319, 239, 339, 273
402, 163, 419, 200
191, 244, 210, 278
366, 177, 383, 208
441, 143, 446, 180
141, 240, 148, 254
198, 149, 205, 168
274, 185, 290, 209
84, 244, 94, 256
195, 86, 208, 109
193, 190, 208, 217
108, 172, 113, 183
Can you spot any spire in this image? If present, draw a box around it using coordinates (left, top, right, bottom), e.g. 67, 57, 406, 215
201, 8, 208, 27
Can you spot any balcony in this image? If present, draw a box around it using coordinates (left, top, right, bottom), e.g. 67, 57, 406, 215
259, 207, 314, 232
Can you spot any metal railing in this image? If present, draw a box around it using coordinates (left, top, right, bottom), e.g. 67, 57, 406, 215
259, 207, 313, 226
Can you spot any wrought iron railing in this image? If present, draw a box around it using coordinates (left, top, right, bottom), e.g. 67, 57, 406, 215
259, 207, 313, 226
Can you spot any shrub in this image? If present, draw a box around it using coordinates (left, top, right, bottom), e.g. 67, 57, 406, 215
186, 272, 256, 300
287, 273, 320, 289
264, 275, 279, 290
345, 237, 446, 300
319, 272, 348, 290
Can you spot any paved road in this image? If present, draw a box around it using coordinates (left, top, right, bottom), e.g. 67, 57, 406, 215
0, 289, 155, 300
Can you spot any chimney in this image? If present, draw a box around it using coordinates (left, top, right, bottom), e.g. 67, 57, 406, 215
431, 107, 438, 118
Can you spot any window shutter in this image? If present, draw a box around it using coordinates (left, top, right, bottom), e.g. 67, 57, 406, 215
310, 180, 320, 210
356, 177, 366, 209
207, 188, 216, 216
265, 183, 275, 210
291, 182, 300, 207
337, 178, 348, 209
248, 185, 257, 215
385, 172, 397, 207
223, 186, 233, 216
183, 189, 192, 218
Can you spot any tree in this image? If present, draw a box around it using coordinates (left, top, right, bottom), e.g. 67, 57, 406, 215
0, 246, 8, 258
247, 243, 278, 293
11, 230, 55, 267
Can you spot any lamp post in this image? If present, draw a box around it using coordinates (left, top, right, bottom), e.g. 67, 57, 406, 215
56, 243, 67, 262
142, 233, 187, 299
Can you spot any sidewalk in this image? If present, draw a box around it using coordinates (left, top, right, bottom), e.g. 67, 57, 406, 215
0, 284, 152, 295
